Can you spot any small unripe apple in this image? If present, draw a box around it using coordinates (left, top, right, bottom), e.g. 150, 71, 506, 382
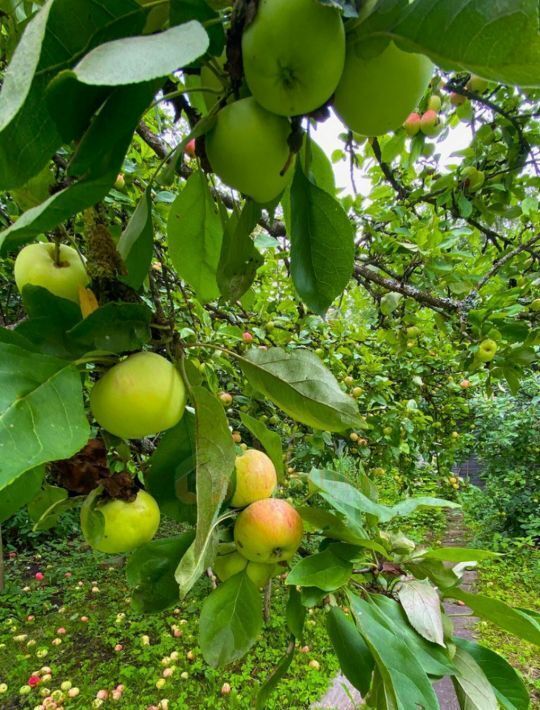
466, 75, 488, 93
344, 375, 354, 386
451, 431, 459, 439
114, 173, 125, 190
234, 498, 303, 563
406, 325, 420, 338
420, 110, 440, 136
230, 449, 277, 507
530, 298, 540, 312
218, 392, 233, 406
427, 95, 442, 112
90, 352, 187, 439
242, 331, 254, 344
349, 432, 359, 442
232, 431, 242, 444
459, 379, 471, 389
308, 660, 320, 670
14, 242, 89, 303
477, 338, 497, 362
450, 92, 466, 106
403, 112, 421, 136
352, 387, 363, 398
184, 139, 196, 157
462, 166, 485, 193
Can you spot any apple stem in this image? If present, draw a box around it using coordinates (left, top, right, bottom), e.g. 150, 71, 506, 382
53, 238, 62, 267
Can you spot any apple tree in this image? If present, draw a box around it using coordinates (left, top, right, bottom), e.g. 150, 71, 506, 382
0, 0, 539, 706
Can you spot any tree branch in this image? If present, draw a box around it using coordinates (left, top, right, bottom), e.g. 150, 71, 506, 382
476, 233, 540, 291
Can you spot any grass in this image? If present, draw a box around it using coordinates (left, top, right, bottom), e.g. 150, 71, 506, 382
0, 532, 338, 709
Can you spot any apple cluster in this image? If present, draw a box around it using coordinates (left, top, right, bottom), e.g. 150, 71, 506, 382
215, 448, 303, 588
201, 0, 437, 203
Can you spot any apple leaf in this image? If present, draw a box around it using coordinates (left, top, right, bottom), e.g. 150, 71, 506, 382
239, 412, 284, 480
256, 643, 296, 710
452, 645, 498, 709
170, 0, 225, 56
0, 466, 44, 524
217, 200, 263, 302
73, 22, 209, 86
126, 533, 195, 613
27, 484, 77, 532
167, 170, 223, 303
454, 638, 530, 710
145, 411, 197, 524
326, 607, 375, 697
289, 161, 354, 315
199, 572, 262, 666
117, 188, 154, 290
423, 547, 499, 562
67, 302, 152, 354
236, 347, 362, 432
175, 386, 236, 597
0, 342, 90, 492
286, 548, 353, 591
396, 579, 445, 647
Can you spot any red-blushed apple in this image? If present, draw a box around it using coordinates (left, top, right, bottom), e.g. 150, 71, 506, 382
205, 97, 294, 203
334, 39, 433, 136
14, 242, 89, 303
242, 331, 254, 343
232, 431, 242, 444
184, 139, 196, 157
403, 112, 421, 136
450, 92, 466, 106
230, 448, 277, 507
420, 109, 440, 136
80, 490, 160, 554
218, 391, 233, 406
234, 498, 303, 563
241, 0, 345, 117
90, 352, 187, 439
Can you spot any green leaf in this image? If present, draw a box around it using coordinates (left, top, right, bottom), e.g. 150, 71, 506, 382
286, 587, 306, 640
236, 347, 362, 432
256, 643, 296, 710
396, 579, 445, 646
423, 547, 498, 563
145, 411, 197, 524
239, 412, 284, 480
175, 386, 236, 597
380, 291, 402, 316
297, 505, 372, 545
217, 200, 263, 302
199, 572, 262, 666
126, 533, 195, 613
117, 188, 154, 290
167, 171, 223, 303
0, 172, 117, 255
73, 22, 209, 86
452, 645, 498, 710
349, 593, 440, 709
392, 0, 540, 88
444, 588, 540, 646
454, 638, 530, 710
27, 484, 77, 532
369, 594, 454, 678
0, 466, 44, 524
170, 0, 225, 57
406, 559, 461, 590
388, 496, 460, 519
326, 607, 375, 697
286, 548, 352, 592
289, 161, 354, 315
67, 303, 152, 354
0, 342, 90, 491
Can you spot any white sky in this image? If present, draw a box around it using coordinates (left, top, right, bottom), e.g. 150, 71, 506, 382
311, 109, 472, 196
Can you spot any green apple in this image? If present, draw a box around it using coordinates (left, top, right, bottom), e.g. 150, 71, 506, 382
205, 97, 294, 203
420, 109, 440, 136
241, 0, 345, 117
466, 75, 489, 93
406, 325, 420, 338
427, 94, 442, 112
530, 298, 540, 312
403, 112, 421, 136
90, 352, 187, 439
234, 498, 303, 563
14, 242, 89, 303
230, 448, 277, 508
477, 338, 497, 362
333, 39, 433, 136
246, 561, 279, 588
461, 166, 485, 193
213, 551, 248, 581
81, 490, 160, 553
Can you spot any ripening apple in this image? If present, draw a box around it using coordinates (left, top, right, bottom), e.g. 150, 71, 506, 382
461, 166, 485, 193
219, 392, 233, 406
242, 331, 254, 343
184, 139, 196, 157
459, 379, 471, 389
450, 92, 466, 107
14, 243, 89, 303
403, 112, 421, 136
333, 39, 433, 136
230, 449, 277, 507
477, 338, 497, 362
114, 173, 125, 190
241, 0, 345, 117
234, 498, 303, 563
420, 109, 440, 136
90, 352, 187, 439
206, 97, 293, 203
80, 490, 160, 553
